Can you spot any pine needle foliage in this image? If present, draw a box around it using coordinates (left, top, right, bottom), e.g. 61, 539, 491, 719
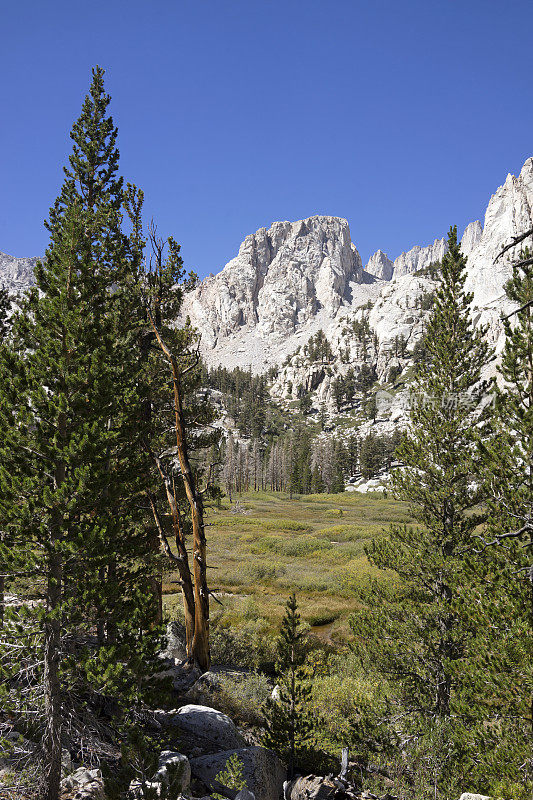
463, 242, 533, 789
350, 226, 493, 791
263, 593, 316, 778
0, 67, 162, 800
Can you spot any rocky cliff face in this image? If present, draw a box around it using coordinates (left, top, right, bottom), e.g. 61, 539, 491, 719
0, 252, 37, 293
365, 220, 482, 282
460, 220, 483, 256
182, 216, 363, 348
183, 157, 533, 378
3, 158, 533, 390
391, 236, 448, 278
465, 158, 533, 305
365, 249, 393, 280
179, 156, 533, 433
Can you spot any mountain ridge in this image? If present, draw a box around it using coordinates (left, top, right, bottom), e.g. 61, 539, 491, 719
178, 157, 533, 374
3, 158, 533, 382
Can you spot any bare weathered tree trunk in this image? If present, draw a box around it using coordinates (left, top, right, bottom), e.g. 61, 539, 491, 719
148, 315, 210, 671
0, 532, 4, 627
170, 358, 210, 672
41, 411, 65, 800
147, 489, 195, 649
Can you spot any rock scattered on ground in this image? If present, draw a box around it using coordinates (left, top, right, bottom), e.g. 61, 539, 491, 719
60, 767, 106, 800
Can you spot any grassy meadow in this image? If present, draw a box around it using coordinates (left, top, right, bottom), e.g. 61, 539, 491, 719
163, 490, 414, 646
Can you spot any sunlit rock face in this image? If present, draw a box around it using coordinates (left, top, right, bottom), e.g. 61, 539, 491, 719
461, 220, 483, 256
3, 158, 533, 379
181, 216, 363, 346
181, 157, 533, 374
0, 252, 37, 293
461, 157, 533, 355
365, 249, 393, 281
465, 158, 533, 304
365, 219, 482, 283
391, 236, 448, 278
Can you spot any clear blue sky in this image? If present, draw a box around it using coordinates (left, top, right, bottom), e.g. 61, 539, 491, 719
1, 0, 532, 275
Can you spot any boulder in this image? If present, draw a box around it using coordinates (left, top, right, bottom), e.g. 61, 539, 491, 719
172, 664, 204, 694
153, 751, 191, 793
235, 791, 256, 800
164, 621, 188, 661
60, 767, 106, 800
190, 746, 286, 800
172, 705, 246, 752
187, 671, 223, 704
287, 775, 337, 800
459, 795, 491, 800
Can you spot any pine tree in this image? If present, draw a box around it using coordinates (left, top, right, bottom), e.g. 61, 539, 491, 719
462, 239, 533, 787
263, 594, 315, 778
359, 432, 383, 478
0, 68, 161, 800
350, 226, 491, 790
330, 441, 346, 493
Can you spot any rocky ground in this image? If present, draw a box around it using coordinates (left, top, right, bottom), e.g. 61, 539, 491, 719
16, 631, 496, 800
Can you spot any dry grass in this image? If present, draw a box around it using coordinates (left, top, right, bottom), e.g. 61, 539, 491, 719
163, 490, 413, 644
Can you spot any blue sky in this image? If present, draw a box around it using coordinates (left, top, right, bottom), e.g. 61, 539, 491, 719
1, 0, 531, 276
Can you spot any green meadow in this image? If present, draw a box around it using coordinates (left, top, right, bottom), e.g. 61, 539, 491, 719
164, 490, 414, 644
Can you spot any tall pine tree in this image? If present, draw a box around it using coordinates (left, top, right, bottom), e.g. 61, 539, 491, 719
0, 68, 161, 800
350, 226, 492, 792
463, 238, 533, 789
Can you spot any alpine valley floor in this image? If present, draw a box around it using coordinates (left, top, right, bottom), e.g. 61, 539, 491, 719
163, 490, 415, 647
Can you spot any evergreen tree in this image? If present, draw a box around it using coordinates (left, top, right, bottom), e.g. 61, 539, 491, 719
0, 68, 161, 800
346, 434, 359, 475
355, 362, 376, 395
359, 432, 384, 478
263, 594, 315, 778
289, 428, 312, 494
365, 391, 378, 422
462, 240, 533, 788
311, 463, 325, 493
350, 226, 492, 791
330, 441, 346, 493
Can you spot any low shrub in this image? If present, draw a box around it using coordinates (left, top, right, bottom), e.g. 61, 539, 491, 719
218, 517, 312, 533
210, 618, 278, 671
246, 563, 285, 581
305, 610, 340, 627
324, 508, 344, 518
215, 672, 271, 727
254, 535, 333, 557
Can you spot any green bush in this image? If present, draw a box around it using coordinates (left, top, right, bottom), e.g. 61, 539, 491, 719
216, 672, 271, 726
305, 610, 340, 627
210, 618, 278, 670
255, 535, 333, 557
213, 753, 247, 798
324, 508, 344, 518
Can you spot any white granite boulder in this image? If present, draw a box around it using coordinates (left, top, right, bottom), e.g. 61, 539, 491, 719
172, 705, 246, 752
458, 794, 491, 800
190, 746, 285, 800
